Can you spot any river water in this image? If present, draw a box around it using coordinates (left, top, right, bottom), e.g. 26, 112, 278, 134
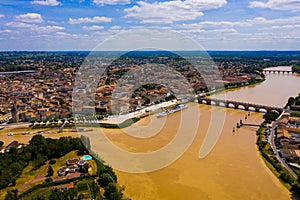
100, 67, 300, 200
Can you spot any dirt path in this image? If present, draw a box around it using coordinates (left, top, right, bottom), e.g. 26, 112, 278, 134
18, 164, 47, 191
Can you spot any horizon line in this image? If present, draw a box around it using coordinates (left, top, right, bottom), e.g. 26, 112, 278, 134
1, 49, 300, 52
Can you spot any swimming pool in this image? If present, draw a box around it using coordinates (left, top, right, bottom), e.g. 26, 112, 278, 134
82, 155, 93, 161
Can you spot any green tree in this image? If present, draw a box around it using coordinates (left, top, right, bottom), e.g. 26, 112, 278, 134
78, 194, 85, 200
47, 165, 54, 177
104, 183, 124, 200
30, 134, 46, 146
263, 111, 280, 123
33, 153, 47, 168
286, 97, 295, 107
292, 66, 300, 73
4, 190, 18, 200
99, 173, 114, 187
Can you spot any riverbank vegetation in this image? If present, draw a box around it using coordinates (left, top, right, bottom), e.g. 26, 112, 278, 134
257, 114, 300, 196
291, 112, 300, 118
292, 66, 300, 74
225, 78, 265, 90
263, 111, 280, 123
256, 126, 300, 194
286, 94, 300, 111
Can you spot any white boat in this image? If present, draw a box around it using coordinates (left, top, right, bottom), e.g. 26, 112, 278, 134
156, 104, 188, 118
156, 112, 167, 118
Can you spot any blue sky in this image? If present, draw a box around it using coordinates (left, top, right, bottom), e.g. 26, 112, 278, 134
0, 0, 300, 50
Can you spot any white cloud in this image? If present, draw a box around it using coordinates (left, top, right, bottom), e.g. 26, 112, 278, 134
31, 0, 61, 6
82, 25, 104, 30
5, 22, 64, 33
246, 16, 300, 25
93, 0, 130, 5
178, 15, 300, 29
5, 22, 34, 28
55, 32, 72, 36
271, 24, 300, 29
0, 14, 4, 18
54, 32, 89, 39
34, 25, 64, 33
179, 20, 249, 29
249, 0, 300, 11
179, 28, 237, 34
0, 29, 11, 33
15, 13, 43, 23
110, 26, 121, 29
124, 0, 227, 24
68, 16, 112, 24
47, 20, 59, 24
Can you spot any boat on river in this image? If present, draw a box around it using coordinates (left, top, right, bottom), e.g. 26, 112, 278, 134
156, 104, 188, 118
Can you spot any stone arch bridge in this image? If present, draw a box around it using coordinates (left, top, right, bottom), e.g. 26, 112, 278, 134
263, 69, 294, 74
197, 97, 283, 113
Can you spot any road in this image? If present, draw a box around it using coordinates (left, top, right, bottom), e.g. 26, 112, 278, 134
269, 114, 298, 179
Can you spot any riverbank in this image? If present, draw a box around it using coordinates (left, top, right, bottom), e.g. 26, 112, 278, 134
255, 123, 300, 197
207, 78, 265, 97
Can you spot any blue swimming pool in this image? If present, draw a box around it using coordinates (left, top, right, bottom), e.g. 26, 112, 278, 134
82, 155, 92, 161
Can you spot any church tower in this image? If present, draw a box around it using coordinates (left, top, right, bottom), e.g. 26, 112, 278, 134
11, 103, 19, 123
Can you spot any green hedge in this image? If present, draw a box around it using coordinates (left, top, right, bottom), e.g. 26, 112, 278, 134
19, 175, 94, 198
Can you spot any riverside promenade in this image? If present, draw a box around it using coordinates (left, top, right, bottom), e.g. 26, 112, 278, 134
99, 100, 179, 124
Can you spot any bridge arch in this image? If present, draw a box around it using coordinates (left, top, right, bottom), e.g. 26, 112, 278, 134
227, 102, 235, 108
219, 102, 226, 107
237, 104, 248, 110
210, 100, 217, 106
258, 108, 268, 113
248, 106, 256, 112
